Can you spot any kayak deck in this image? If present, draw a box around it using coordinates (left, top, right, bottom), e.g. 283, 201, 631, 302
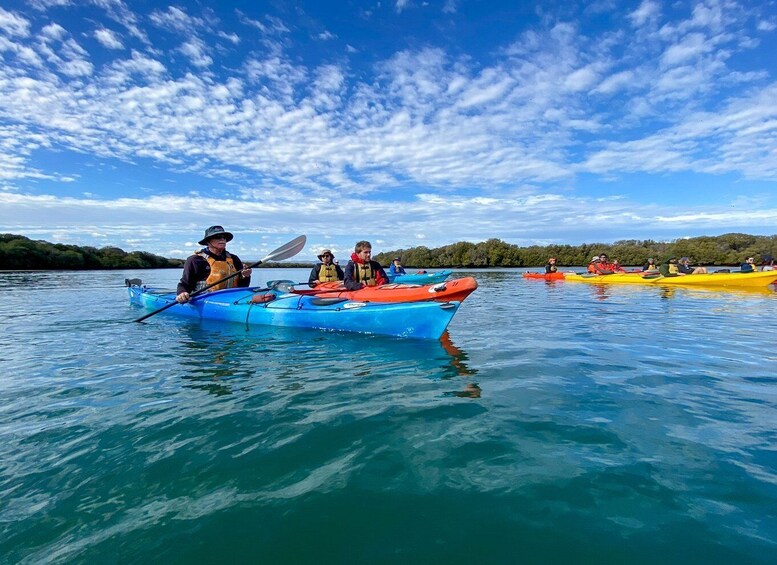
290, 276, 477, 303
386, 270, 452, 284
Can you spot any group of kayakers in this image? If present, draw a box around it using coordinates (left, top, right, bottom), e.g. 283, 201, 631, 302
542, 253, 770, 278
176, 226, 408, 303
176, 226, 774, 304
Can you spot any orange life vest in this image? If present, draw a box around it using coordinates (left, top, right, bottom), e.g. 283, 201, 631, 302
194, 251, 238, 292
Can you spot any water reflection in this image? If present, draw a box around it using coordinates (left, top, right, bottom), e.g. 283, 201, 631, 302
659, 287, 677, 300
172, 321, 481, 398
591, 285, 611, 301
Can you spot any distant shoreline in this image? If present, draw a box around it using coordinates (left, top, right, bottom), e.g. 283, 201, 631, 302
3, 232, 775, 271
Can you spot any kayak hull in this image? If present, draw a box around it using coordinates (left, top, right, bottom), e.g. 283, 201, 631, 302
290, 276, 478, 303
128, 286, 460, 340
523, 272, 565, 281
387, 270, 452, 284
564, 270, 777, 288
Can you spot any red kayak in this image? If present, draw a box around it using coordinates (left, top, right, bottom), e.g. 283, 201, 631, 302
289, 276, 478, 303
523, 272, 565, 281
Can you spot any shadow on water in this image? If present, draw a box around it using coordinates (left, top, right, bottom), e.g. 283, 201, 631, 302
173, 319, 480, 398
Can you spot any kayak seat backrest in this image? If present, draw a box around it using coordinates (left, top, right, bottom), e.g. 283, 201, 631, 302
125, 278, 143, 287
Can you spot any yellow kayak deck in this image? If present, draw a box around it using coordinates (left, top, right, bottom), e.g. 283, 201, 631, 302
564, 270, 777, 288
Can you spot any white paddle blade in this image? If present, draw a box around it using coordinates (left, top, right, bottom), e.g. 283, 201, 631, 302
261, 235, 306, 263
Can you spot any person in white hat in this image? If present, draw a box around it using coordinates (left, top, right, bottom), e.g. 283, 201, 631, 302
176, 225, 252, 303
308, 248, 344, 287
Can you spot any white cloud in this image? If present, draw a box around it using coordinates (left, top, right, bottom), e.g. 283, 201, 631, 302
40, 22, 67, 40
29, 0, 72, 10
757, 20, 776, 32
149, 6, 204, 33
94, 27, 123, 49
660, 32, 711, 66
629, 0, 660, 27
179, 37, 212, 68
593, 70, 635, 95
563, 65, 599, 92
219, 31, 239, 44
395, 0, 411, 14
0, 7, 31, 38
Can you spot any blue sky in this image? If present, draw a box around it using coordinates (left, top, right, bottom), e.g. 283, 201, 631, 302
1, 0, 776, 261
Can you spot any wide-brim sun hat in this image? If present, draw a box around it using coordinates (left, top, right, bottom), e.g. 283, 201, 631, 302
198, 225, 234, 245
317, 248, 333, 259
591, 255, 599, 261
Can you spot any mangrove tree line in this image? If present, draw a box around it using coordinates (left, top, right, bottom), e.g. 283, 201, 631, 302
374, 233, 777, 268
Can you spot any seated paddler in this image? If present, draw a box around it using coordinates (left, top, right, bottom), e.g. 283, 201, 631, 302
343, 240, 388, 290
176, 225, 252, 303
308, 248, 344, 287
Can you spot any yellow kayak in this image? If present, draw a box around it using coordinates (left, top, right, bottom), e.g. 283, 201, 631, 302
564, 270, 777, 288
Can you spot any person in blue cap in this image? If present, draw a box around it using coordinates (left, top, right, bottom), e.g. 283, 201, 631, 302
678, 257, 707, 274
740, 256, 756, 273
176, 225, 252, 303
389, 257, 407, 277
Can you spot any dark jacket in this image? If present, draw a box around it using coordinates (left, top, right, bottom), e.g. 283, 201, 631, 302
343, 255, 388, 290
177, 249, 249, 294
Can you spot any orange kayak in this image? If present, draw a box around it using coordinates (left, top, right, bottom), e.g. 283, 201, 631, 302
291, 276, 478, 303
523, 272, 565, 281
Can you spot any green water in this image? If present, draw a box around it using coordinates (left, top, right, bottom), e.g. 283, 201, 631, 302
1, 269, 775, 563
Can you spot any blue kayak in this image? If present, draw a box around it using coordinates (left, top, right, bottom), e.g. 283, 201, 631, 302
128, 284, 460, 340
386, 270, 452, 284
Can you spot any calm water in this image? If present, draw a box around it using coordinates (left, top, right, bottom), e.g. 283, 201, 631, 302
2, 268, 776, 563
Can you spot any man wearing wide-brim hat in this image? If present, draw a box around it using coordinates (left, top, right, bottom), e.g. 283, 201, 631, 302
176, 225, 252, 303
308, 248, 344, 287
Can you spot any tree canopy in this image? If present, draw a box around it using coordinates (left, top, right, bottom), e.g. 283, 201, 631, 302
373, 233, 777, 268
0, 234, 182, 270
